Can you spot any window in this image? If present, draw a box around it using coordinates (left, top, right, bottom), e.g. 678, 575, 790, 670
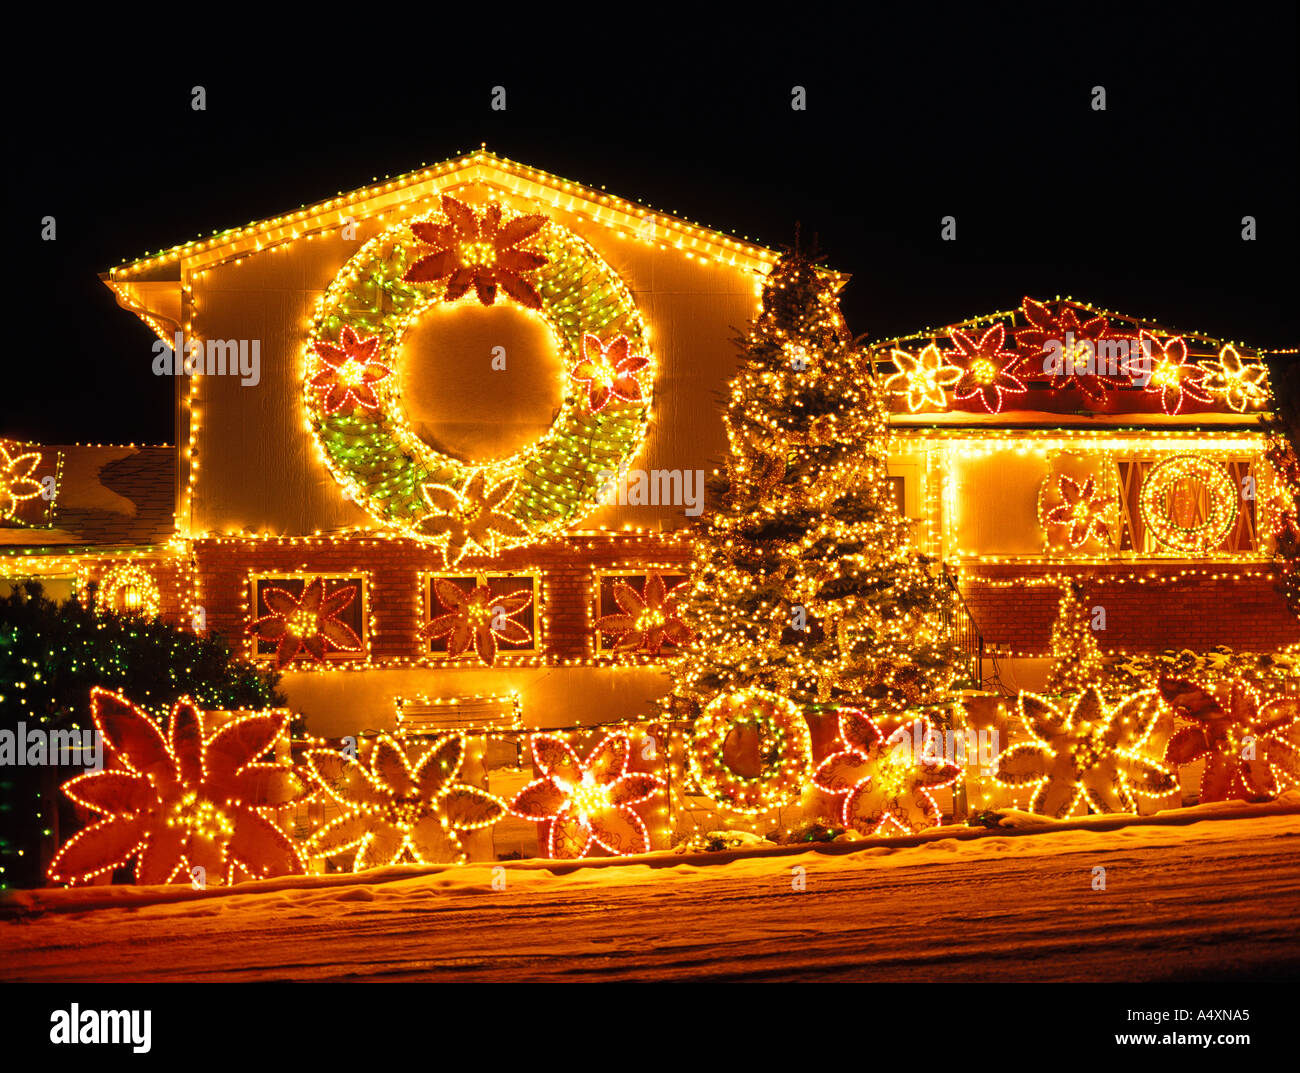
248, 574, 368, 664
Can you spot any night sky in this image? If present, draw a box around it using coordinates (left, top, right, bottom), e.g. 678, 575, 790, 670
9, 5, 1297, 445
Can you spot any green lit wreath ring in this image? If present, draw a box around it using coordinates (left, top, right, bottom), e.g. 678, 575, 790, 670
1138, 454, 1238, 553
304, 193, 655, 553
689, 689, 813, 814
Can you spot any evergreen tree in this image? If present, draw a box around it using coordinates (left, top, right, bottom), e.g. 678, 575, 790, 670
669, 249, 958, 715
1043, 581, 1107, 695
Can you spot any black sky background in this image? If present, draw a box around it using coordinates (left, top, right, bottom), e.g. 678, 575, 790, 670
7, 5, 1297, 445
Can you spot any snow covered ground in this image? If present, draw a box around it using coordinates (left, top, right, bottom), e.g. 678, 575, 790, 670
3, 799, 1298, 982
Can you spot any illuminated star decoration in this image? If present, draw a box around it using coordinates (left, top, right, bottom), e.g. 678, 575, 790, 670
510, 732, 665, 858
1045, 475, 1117, 548
812, 709, 962, 836
569, 334, 651, 413
1198, 344, 1270, 412
1013, 297, 1128, 405
0, 441, 43, 520
246, 576, 362, 669
421, 577, 532, 665
1158, 677, 1299, 803
415, 470, 527, 566
309, 327, 392, 414
47, 688, 306, 886
883, 344, 962, 412
595, 572, 693, 655
1131, 331, 1212, 415
995, 688, 1176, 817
403, 194, 548, 308
303, 733, 506, 869
948, 323, 1027, 413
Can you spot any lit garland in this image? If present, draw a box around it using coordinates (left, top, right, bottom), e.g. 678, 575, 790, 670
994, 688, 1176, 817
303, 733, 506, 869
303, 191, 655, 557
812, 708, 962, 835
47, 688, 305, 886
687, 690, 813, 814
1137, 455, 1238, 554
1158, 676, 1299, 802
510, 731, 666, 857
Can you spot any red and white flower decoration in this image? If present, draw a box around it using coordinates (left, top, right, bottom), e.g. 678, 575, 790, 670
510, 733, 664, 858
1159, 677, 1299, 803
949, 324, 1027, 414
569, 334, 650, 413
48, 688, 306, 886
421, 577, 532, 666
247, 577, 363, 668
403, 194, 549, 308
1131, 332, 1211, 415
309, 327, 392, 414
813, 709, 962, 836
1044, 475, 1117, 548
1013, 297, 1129, 404
595, 572, 693, 655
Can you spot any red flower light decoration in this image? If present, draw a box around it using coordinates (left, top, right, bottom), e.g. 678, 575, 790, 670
1131, 332, 1211, 415
247, 577, 363, 668
1158, 677, 1299, 803
595, 572, 693, 655
813, 709, 962, 836
510, 733, 664, 858
421, 577, 532, 665
47, 688, 305, 886
949, 324, 1027, 413
1045, 475, 1116, 548
1013, 297, 1128, 404
569, 334, 650, 413
403, 194, 548, 308
309, 327, 392, 414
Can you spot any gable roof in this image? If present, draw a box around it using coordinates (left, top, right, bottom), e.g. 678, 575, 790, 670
104, 148, 786, 280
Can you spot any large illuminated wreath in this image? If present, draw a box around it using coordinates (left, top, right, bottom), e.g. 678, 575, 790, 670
305, 192, 654, 560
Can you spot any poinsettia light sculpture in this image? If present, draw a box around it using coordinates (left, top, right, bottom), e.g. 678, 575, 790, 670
510, 732, 665, 858
303, 734, 506, 869
813, 709, 962, 836
246, 576, 362, 669
48, 688, 306, 886
1158, 677, 1299, 802
995, 688, 1176, 817
595, 572, 693, 655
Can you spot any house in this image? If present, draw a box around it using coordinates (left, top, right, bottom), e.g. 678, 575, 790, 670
4, 151, 1294, 744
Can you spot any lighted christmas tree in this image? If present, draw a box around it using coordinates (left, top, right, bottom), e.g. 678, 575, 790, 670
668, 248, 959, 715
1042, 580, 1107, 695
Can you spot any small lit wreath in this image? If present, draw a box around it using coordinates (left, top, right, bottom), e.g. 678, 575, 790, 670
688, 689, 813, 814
305, 192, 654, 560
94, 563, 161, 617
1138, 454, 1238, 553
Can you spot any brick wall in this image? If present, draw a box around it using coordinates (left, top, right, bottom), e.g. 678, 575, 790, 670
960, 564, 1299, 655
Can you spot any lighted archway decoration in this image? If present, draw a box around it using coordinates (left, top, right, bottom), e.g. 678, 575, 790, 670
95, 563, 162, 617
305, 192, 655, 559
1138, 455, 1238, 553
688, 689, 813, 814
